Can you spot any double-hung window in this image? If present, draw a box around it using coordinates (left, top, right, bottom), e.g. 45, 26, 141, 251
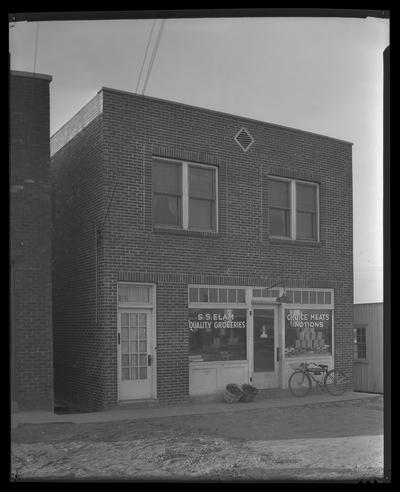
269, 177, 319, 241
153, 160, 182, 227
153, 158, 218, 232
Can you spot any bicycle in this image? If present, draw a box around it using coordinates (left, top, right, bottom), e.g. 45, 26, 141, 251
288, 361, 348, 397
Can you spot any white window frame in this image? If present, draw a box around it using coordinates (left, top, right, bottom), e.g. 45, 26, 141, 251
269, 176, 320, 242
153, 157, 218, 232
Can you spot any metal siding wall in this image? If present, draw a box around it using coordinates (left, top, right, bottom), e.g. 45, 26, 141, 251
353, 303, 383, 393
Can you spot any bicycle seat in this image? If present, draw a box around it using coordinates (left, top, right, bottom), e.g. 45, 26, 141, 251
317, 364, 328, 370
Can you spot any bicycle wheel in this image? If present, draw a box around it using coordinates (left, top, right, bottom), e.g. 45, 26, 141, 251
288, 371, 312, 397
324, 369, 347, 396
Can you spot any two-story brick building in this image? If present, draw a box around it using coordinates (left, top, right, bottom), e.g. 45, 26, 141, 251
51, 87, 353, 411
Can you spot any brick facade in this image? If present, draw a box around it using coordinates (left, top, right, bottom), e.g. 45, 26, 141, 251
51, 88, 353, 411
10, 71, 53, 411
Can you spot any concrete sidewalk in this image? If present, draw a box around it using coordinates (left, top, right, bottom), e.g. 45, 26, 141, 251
11, 391, 380, 428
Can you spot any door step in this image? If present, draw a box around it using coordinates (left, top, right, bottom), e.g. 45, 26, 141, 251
111, 399, 160, 411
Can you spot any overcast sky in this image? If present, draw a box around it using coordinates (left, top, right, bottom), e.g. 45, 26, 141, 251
9, 15, 389, 304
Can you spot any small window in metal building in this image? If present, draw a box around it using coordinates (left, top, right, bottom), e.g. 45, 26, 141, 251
234, 128, 254, 152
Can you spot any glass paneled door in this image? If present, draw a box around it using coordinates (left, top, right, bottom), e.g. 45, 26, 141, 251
252, 308, 280, 388
118, 309, 154, 400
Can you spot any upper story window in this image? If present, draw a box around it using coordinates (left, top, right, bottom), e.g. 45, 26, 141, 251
153, 158, 218, 232
269, 177, 319, 241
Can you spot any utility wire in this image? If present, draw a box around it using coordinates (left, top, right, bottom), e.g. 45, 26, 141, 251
141, 19, 166, 95
135, 19, 157, 93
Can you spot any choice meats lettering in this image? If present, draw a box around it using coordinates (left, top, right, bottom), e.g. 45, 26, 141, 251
286, 310, 330, 329
188, 309, 246, 332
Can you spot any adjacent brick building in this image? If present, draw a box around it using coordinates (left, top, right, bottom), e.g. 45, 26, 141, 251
10, 70, 53, 411
51, 87, 353, 411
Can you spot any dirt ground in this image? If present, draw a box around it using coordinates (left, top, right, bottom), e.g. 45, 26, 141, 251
11, 396, 384, 482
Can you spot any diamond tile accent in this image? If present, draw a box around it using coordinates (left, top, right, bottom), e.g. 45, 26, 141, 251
234, 127, 254, 152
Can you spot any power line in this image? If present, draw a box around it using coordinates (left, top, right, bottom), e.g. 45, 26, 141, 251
135, 19, 157, 94
141, 19, 166, 95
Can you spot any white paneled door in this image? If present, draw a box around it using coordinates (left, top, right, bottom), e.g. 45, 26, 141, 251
117, 309, 155, 400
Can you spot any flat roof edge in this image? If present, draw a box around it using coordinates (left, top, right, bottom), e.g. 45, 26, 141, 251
10, 70, 52, 82
100, 86, 354, 146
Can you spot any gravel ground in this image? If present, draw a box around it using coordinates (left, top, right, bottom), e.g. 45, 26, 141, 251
11, 396, 384, 482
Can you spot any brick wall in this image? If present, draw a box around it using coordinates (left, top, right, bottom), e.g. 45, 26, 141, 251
51, 93, 105, 410
51, 88, 353, 409
10, 71, 53, 410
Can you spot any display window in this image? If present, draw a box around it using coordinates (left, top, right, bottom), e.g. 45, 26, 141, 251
189, 308, 247, 362
285, 308, 332, 357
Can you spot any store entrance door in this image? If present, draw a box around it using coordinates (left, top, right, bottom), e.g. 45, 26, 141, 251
117, 309, 155, 400
252, 307, 280, 388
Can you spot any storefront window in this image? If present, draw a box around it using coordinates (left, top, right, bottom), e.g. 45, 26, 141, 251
285, 309, 332, 358
189, 308, 247, 362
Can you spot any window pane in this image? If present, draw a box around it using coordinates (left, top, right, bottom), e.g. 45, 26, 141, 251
270, 208, 290, 237
227, 289, 236, 303
297, 183, 317, 212
189, 198, 215, 230
139, 367, 147, 379
219, 289, 227, 303
199, 288, 208, 302
189, 288, 198, 303
209, 288, 218, 302
153, 160, 181, 194
325, 292, 332, 304
122, 368, 130, 380
301, 291, 309, 304
269, 179, 290, 208
121, 327, 129, 340
189, 308, 247, 362
119, 285, 150, 304
237, 289, 245, 303
296, 211, 316, 240
154, 194, 180, 226
189, 166, 215, 199
317, 292, 324, 304
293, 291, 301, 303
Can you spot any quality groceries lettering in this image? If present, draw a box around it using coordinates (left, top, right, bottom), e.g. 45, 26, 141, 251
188, 310, 246, 332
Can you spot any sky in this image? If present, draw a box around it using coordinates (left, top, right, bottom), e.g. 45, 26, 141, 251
9, 15, 389, 304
